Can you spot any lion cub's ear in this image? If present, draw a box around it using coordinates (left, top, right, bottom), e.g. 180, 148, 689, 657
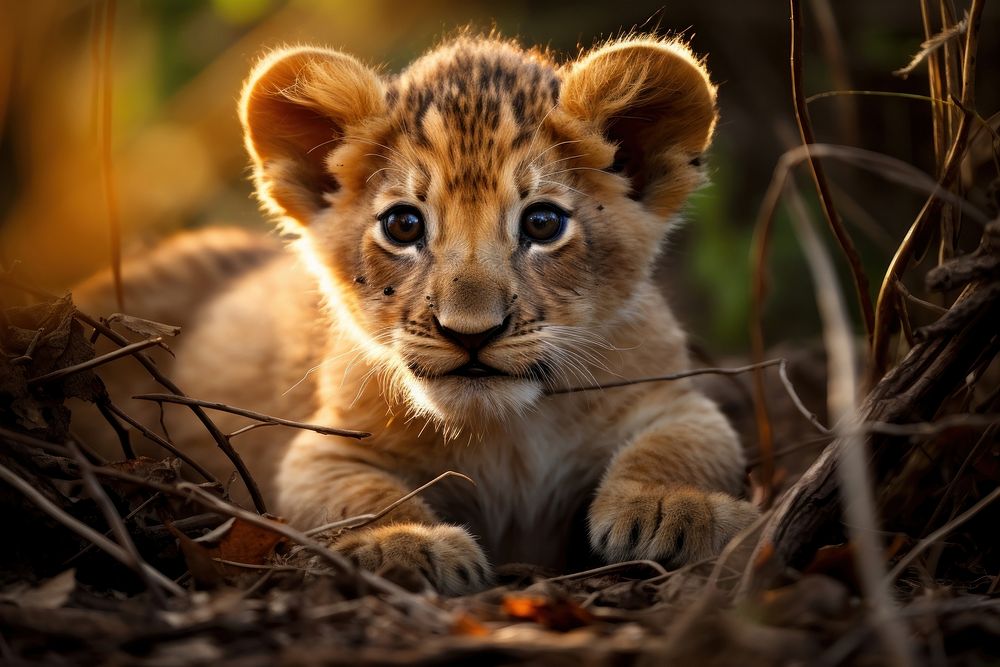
559, 38, 717, 217
240, 47, 385, 224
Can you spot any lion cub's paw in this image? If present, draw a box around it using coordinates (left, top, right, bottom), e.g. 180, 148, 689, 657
589, 482, 759, 566
333, 523, 493, 596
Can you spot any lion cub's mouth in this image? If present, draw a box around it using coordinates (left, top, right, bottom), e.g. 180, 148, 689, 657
406, 360, 514, 380
445, 361, 509, 379
407, 360, 554, 386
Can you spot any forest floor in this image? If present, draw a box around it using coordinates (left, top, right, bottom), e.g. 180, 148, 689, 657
1, 291, 999, 666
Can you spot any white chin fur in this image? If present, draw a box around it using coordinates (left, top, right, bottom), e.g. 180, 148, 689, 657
404, 374, 542, 424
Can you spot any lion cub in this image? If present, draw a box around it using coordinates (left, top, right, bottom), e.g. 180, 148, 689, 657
77, 34, 757, 594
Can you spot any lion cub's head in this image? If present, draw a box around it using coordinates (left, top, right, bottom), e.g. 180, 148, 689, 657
240, 34, 716, 425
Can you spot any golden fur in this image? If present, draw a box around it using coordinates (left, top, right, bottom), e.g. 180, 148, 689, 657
74, 33, 757, 594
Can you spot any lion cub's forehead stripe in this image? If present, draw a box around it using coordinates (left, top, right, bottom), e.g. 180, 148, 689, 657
382, 39, 561, 200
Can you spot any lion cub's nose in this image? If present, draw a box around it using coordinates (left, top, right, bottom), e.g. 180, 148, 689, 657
433, 315, 510, 352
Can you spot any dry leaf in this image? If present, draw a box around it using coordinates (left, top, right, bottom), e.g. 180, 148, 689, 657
450, 612, 491, 637
197, 516, 287, 570
107, 313, 181, 338
167, 520, 225, 588
169, 516, 287, 588
0, 569, 76, 609
1, 295, 104, 439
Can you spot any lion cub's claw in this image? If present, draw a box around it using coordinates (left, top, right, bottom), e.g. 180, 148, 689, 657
332, 523, 493, 596
589, 483, 759, 567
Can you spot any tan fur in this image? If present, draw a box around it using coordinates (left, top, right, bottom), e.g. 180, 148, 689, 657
74, 33, 756, 595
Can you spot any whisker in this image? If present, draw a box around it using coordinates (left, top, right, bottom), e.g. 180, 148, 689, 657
366, 166, 408, 184
539, 166, 611, 179
530, 138, 583, 165
538, 179, 595, 200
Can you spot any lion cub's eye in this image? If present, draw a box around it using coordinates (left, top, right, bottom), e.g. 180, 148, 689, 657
520, 203, 568, 243
380, 205, 425, 245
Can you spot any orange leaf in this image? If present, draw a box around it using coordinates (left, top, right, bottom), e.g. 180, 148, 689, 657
451, 612, 490, 637
501, 594, 594, 631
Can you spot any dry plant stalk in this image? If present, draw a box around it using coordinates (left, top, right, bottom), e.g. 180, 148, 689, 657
870, 0, 985, 382
96, 0, 123, 311
744, 221, 1000, 594
789, 0, 875, 340
783, 185, 913, 666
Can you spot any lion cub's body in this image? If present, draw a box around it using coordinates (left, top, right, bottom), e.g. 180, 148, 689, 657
76, 34, 756, 593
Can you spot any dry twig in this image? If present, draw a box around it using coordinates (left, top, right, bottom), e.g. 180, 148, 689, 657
74, 310, 269, 513
173, 482, 454, 629
27, 337, 162, 385
306, 470, 473, 535
790, 0, 875, 339
105, 401, 219, 484
132, 393, 371, 440
870, 0, 985, 381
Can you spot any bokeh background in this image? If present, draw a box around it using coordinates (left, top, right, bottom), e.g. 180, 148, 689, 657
2, 0, 998, 354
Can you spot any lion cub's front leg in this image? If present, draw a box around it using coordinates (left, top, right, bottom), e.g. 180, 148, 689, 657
278, 433, 492, 595
589, 391, 759, 566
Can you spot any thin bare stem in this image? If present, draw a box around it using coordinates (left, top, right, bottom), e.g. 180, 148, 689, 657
27, 337, 162, 385
546, 359, 828, 437
895, 280, 948, 315
922, 0, 948, 170
98, 0, 122, 311
173, 482, 452, 628
105, 401, 219, 484
96, 397, 135, 459
778, 361, 830, 434
544, 560, 669, 583
545, 359, 783, 395
870, 0, 984, 382
306, 471, 475, 536
227, 422, 277, 439
68, 443, 169, 606
132, 394, 370, 440
791, 0, 875, 339
886, 486, 1000, 585
72, 311, 268, 513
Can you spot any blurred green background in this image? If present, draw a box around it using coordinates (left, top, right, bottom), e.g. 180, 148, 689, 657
1, 0, 998, 354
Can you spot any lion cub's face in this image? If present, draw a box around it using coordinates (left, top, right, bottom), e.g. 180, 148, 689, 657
241, 36, 717, 424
